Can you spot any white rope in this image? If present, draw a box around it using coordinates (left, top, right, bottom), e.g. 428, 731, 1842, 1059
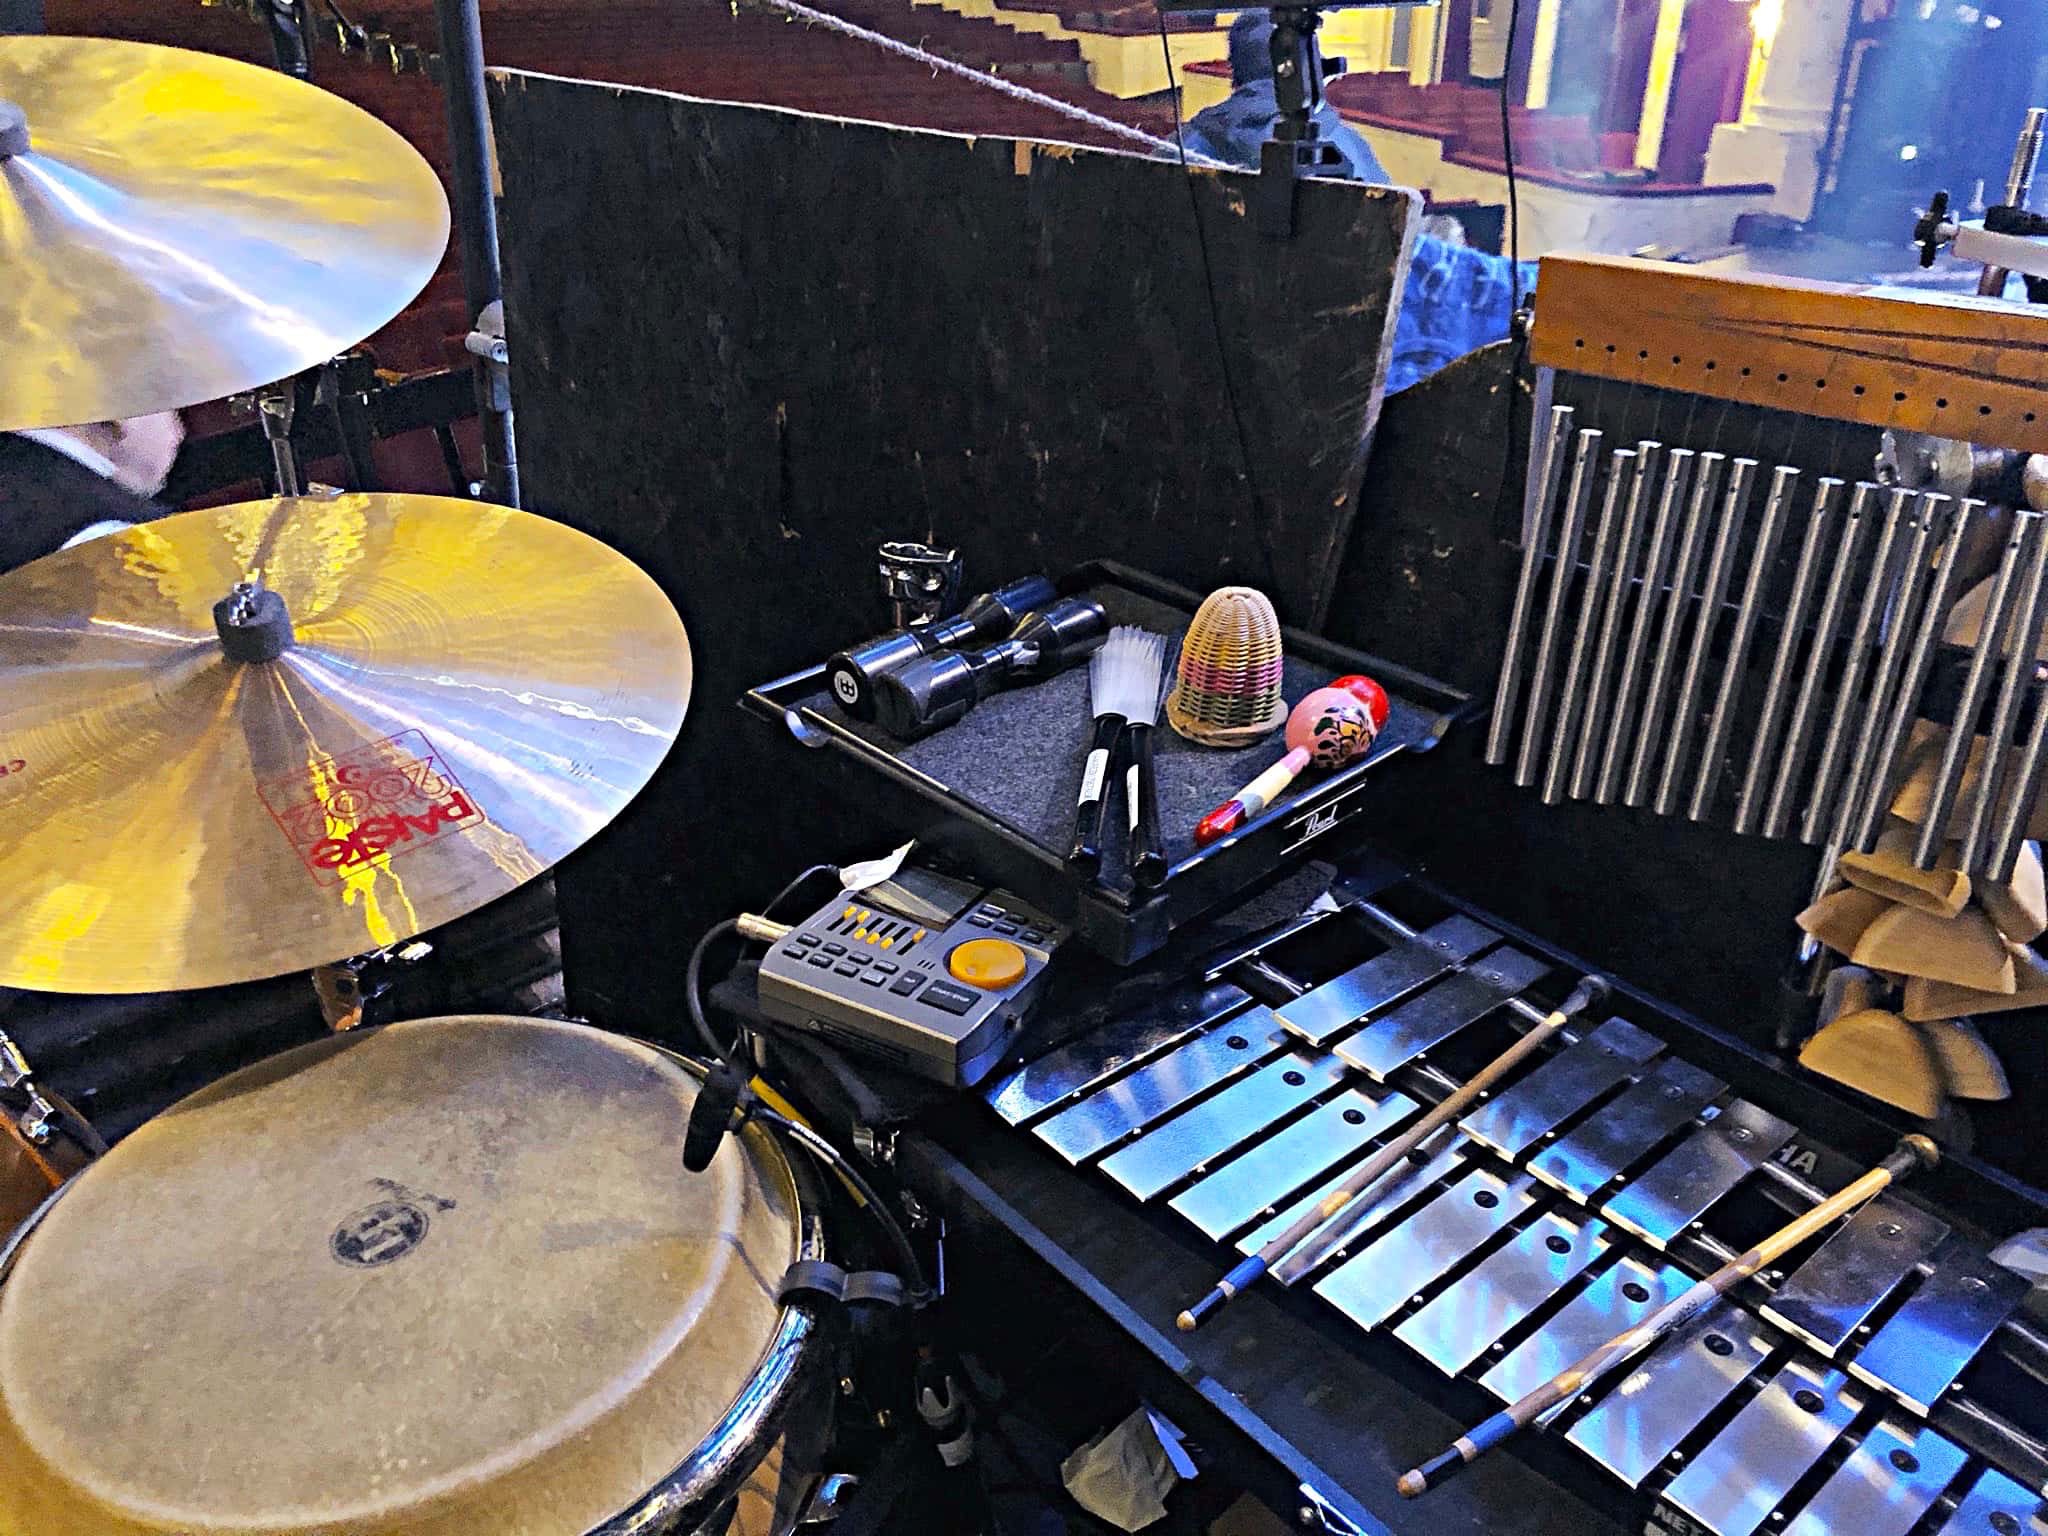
756, 0, 1233, 170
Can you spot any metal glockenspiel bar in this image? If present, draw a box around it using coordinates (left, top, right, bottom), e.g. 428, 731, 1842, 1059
1656, 1357, 1865, 1536
1916, 507, 2037, 870
1690, 464, 1799, 822
1543, 445, 1634, 803
1848, 496, 1976, 856
1757, 1193, 1951, 1357
1514, 428, 1604, 788
1800, 486, 1913, 845
1312, 1164, 1540, 1331
1848, 1235, 2032, 1416
1962, 510, 2048, 873
1168, 1082, 1416, 1243
1735, 477, 1843, 836
1600, 447, 1696, 804
1478, 1252, 1692, 1404
1272, 914, 1497, 1049
1393, 1204, 1612, 1377
1570, 443, 1661, 801
1031, 1008, 1293, 1164
1095, 1047, 1349, 1202
1526, 1055, 1724, 1201
1563, 1308, 1777, 1489
1627, 451, 1726, 808
1457, 1015, 1662, 1162
1486, 404, 1578, 766
1780, 1417, 1968, 1536
1259, 1126, 1470, 1286
1655, 457, 1759, 818
1335, 949, 1552, 1083
1599, 1098, 1794, 1250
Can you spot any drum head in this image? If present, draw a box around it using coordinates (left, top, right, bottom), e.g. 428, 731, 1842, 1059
0, 1017, 798, 1536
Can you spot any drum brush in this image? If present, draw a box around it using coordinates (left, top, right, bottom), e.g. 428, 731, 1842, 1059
828, 574, 1058, 721
1397, 1133, 1941, 1499
1069, 627, 1167, 878
1177, 968, 1611, 1332
1122, 638, 1171, 889
872, 597, 1109, 740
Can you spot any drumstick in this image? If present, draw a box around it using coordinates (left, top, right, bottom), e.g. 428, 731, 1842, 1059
1176, 971, 1611, 1332
1397, 1133, 1940, 1499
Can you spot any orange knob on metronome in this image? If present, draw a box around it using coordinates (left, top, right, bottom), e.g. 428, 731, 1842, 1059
1167, 587, 1288, 747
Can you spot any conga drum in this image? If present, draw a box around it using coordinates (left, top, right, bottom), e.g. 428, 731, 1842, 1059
0, 1017, 830, 1536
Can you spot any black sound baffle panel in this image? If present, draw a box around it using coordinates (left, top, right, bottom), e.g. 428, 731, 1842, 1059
487, 73, 1418, 1025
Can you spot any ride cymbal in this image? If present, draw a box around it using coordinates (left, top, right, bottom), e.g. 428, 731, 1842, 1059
0, 35, 449, 432
0, 494, 690, 992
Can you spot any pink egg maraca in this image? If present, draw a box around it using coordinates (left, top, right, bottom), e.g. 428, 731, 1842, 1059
1286, 686, 1382, 770
1194, 682, 1388, 844
1328, 674, 1392, 732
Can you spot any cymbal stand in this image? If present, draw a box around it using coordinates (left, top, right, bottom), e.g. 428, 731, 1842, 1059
435, 0, 520, 505
314, 350, 382, 491
256, 383, 302, 497
258, 0, 314, 79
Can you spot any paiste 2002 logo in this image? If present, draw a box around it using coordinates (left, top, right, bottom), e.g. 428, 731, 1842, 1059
258, 730, 485, 883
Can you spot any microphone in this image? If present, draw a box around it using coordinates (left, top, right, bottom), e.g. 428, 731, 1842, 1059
683, 1063, 750, 1173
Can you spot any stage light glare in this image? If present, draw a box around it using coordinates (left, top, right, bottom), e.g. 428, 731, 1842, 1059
1901, 144, 1919, 160
1751, 0, 1782, 47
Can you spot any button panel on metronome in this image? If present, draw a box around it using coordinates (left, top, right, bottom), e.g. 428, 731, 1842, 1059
757, 884, 1063, 1087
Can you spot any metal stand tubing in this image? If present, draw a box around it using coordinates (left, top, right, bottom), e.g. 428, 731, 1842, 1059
433, 0, 520, 505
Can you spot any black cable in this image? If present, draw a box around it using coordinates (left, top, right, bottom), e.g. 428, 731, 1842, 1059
765, 863, 839, 919
688, 917, 745, 1069
679, 859, 938, 1307
1157, 7, 1277, 596
756, 1107, 933, 1299
685, 863, 839, 1070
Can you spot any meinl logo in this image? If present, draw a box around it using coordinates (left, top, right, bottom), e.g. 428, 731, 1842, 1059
258, 729, 486, 883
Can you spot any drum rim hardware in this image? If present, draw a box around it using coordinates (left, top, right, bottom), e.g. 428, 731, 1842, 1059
0, 1028, 58, 1147
685, 1060, 935, 1309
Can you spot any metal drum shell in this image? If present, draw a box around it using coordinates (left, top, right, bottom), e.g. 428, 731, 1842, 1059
0, 1017, 829, 1536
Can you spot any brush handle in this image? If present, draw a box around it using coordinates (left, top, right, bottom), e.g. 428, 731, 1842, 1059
1127, 721, 1167, 888
1068, 713, 1127, 874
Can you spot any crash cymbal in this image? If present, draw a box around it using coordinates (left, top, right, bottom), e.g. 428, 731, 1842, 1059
0, 35, 449, 432
0, 493, 689, 992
